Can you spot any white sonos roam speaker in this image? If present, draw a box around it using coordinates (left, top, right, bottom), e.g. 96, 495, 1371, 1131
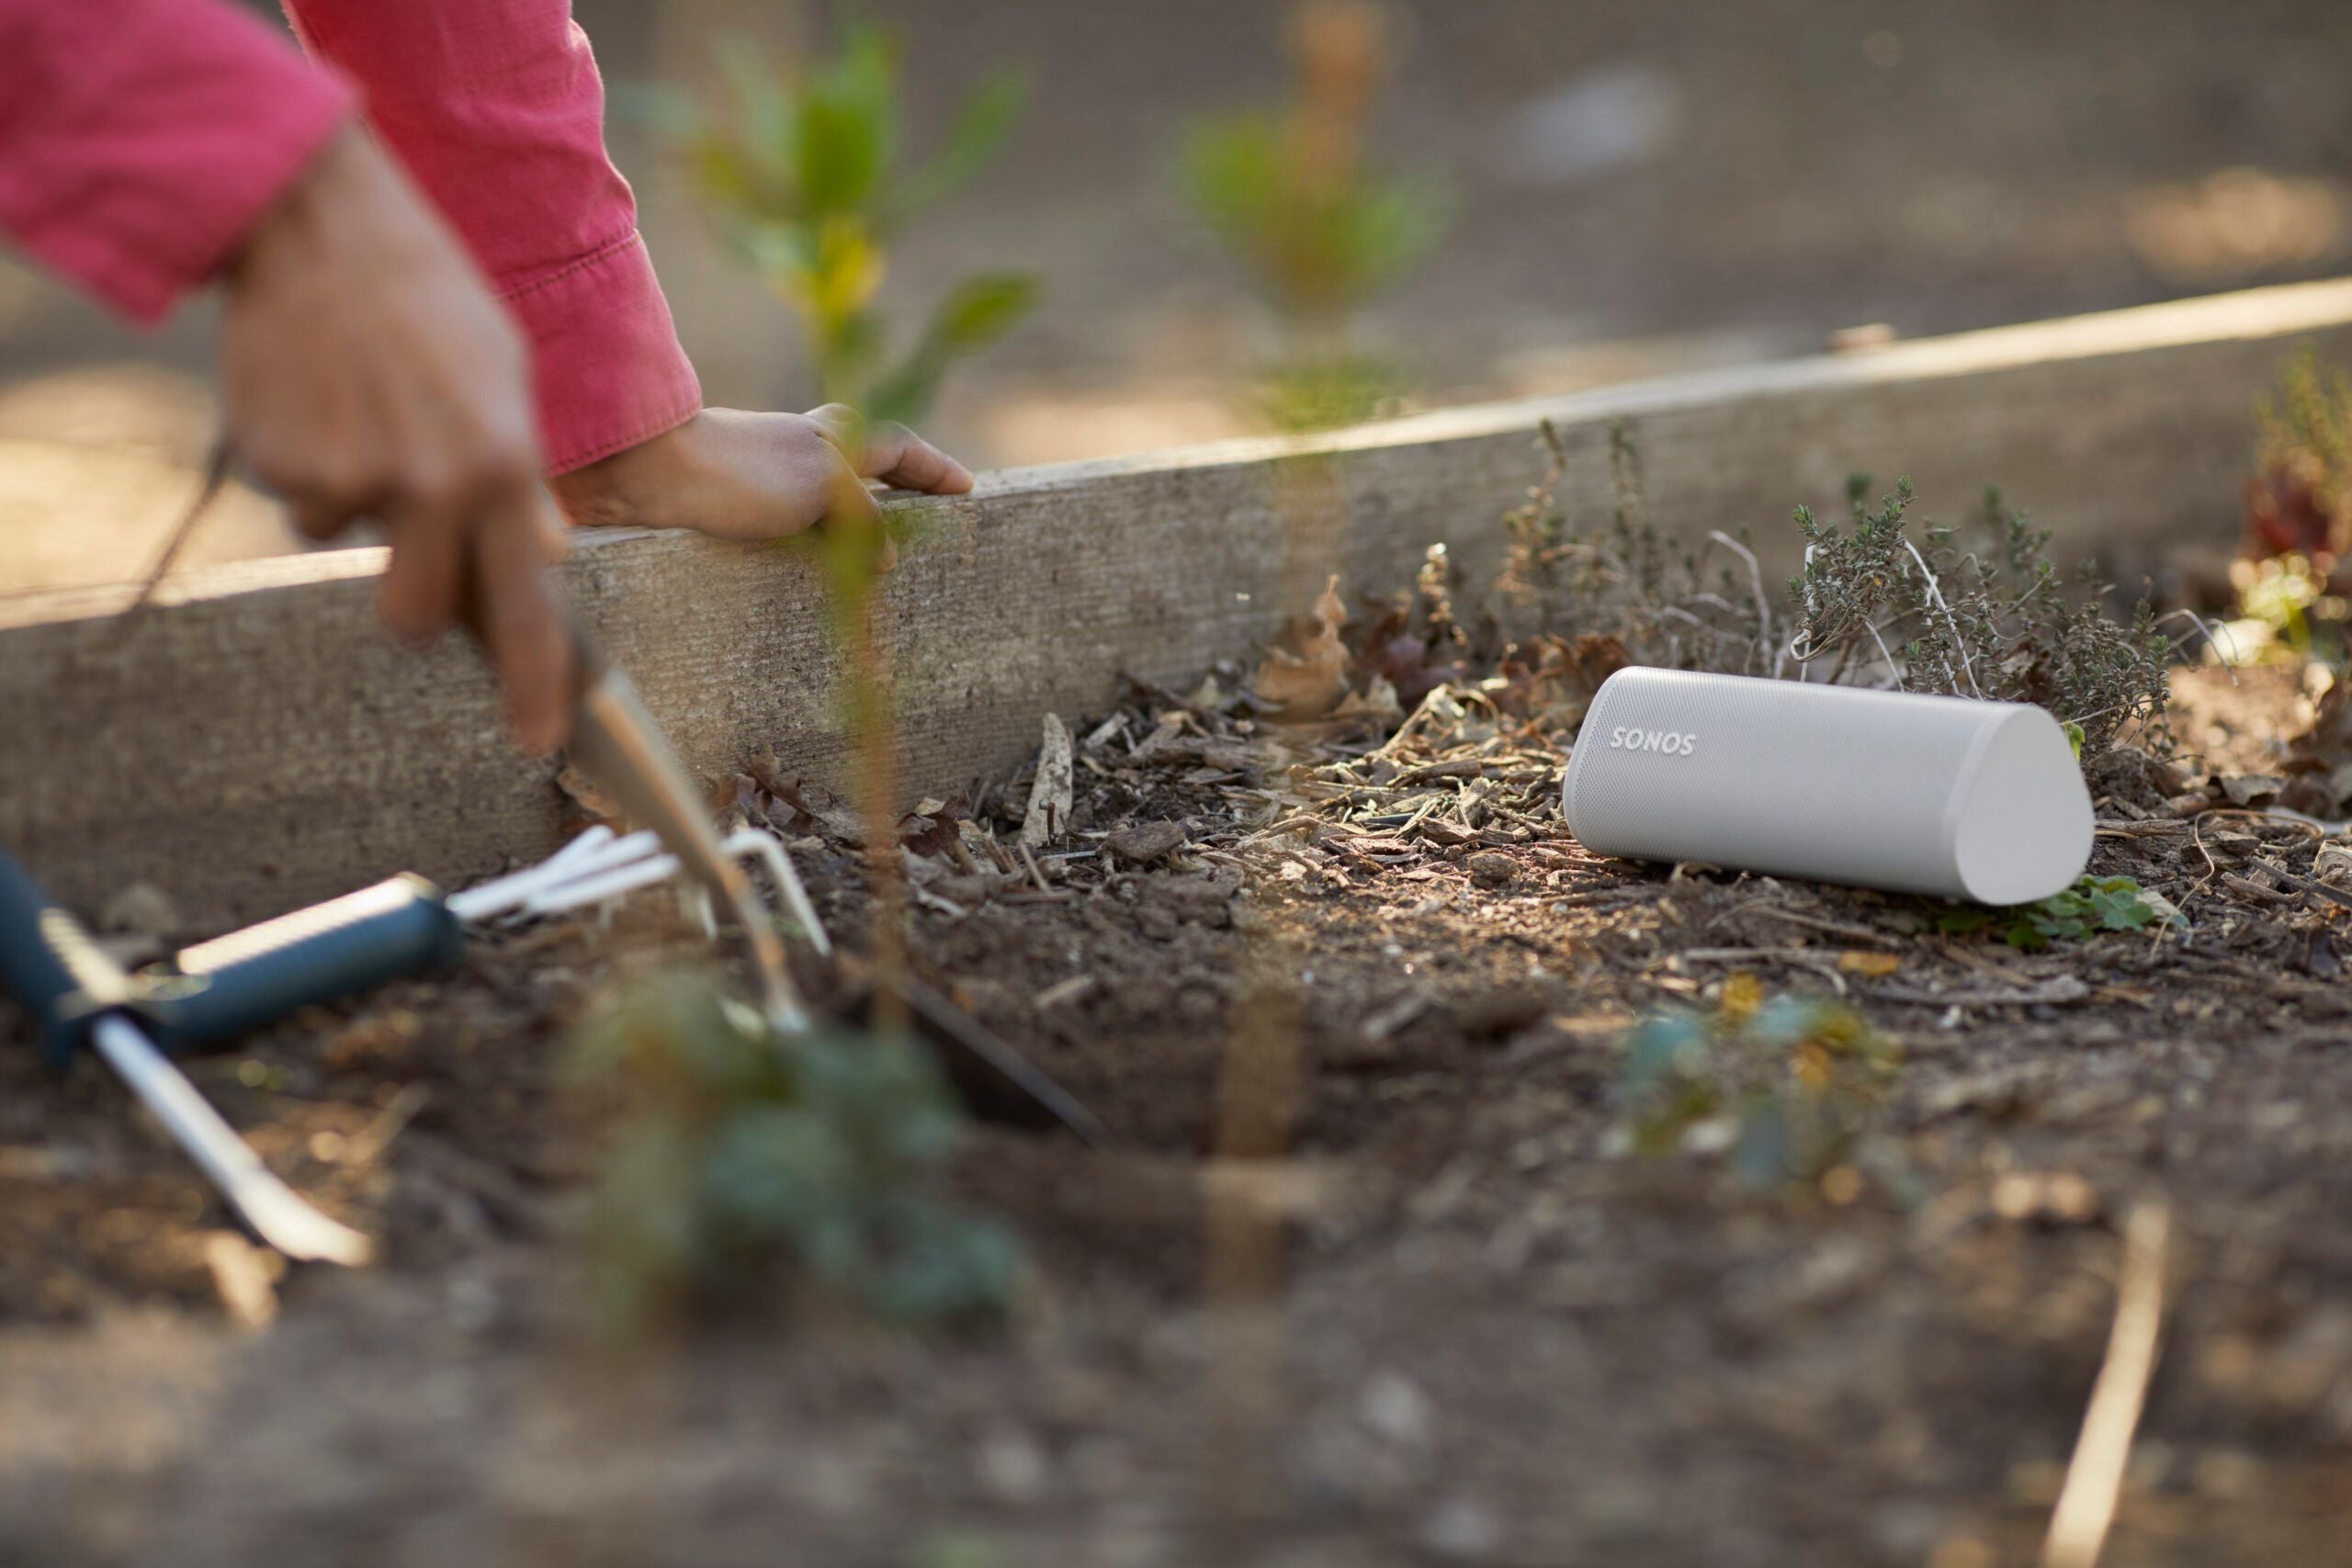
1560, 667, 2093, 905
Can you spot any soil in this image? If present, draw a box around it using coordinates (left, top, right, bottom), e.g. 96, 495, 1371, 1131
7, 633, 2352, 1565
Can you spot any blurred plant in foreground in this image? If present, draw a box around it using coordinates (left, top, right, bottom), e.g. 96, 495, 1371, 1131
1613, 976, 1901, 1197
647, 20, 1034, 993
649, 24, 1036, 423
1180, 1, 1443, 432
571, 973, 1022, 1329
2233, 350, 2352, 665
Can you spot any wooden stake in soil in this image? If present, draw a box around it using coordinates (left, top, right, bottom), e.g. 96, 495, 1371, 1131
1202, 959, 1306, 1535
1198, 444, 1347, 1540
2042, 1201, 2173, 1568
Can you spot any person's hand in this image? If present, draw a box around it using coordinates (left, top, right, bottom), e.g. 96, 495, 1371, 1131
548, 405, 976, 550
219, 125, 571, 752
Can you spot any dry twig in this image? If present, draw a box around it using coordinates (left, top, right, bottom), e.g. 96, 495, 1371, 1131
2042, 1202, 2173, 1568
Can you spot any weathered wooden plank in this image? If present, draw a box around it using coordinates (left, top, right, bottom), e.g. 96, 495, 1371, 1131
5, 278, 2349, 929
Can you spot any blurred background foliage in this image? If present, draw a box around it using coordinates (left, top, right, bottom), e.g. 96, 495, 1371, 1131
15, 0, 2352, 591
1178, 1, 1444, 430
640, 19, 1036, 424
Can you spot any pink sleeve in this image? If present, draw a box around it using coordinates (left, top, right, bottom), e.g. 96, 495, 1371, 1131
0, 0, 351, 323
283, 1, 702, 474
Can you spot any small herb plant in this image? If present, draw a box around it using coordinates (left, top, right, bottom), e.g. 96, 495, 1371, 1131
1937, 874, 2183, 950
1493, 422, 1775, 672
1179, 1, 1443, 431
571, 973, 1022, 1329
1614, 976, 1899, 1194
1791, 479, 2174, 753
650, 23, 1036, 423
1490, 423, 2181, 758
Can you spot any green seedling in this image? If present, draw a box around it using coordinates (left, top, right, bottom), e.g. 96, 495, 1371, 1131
649, 22, 1036, 423
1179, 1, 1444, 430
1936, 874, 2183, 950
571, 972, 1023, 1329
1615, 976, 1901, 1195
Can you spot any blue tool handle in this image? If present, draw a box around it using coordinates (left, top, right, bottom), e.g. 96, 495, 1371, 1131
141, 876, 466, 1055
0, 846, 125, 1066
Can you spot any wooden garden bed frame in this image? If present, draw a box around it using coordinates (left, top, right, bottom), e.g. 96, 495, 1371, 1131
6, 277, 2352, 928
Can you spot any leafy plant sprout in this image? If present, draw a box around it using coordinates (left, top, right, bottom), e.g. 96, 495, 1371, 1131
1937, 874, 2184, 950
571, 972, 1021, 1329
594, 18, 1041, 1315
649, 20, 1036, 423
1613, 975, 1903, 1197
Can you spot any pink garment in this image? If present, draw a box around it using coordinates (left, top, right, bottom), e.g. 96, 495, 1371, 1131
0, 0, 699, 473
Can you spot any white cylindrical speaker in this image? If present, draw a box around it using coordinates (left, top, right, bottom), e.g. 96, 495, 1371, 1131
1560, 667, 2093, 904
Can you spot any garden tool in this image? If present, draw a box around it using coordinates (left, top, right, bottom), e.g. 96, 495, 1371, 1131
0, 847, 373, 1265
104, 824, 821, 1058
124, 824, 1113, 1147
121, 441, 812, 1033
558, 622, 810, 1032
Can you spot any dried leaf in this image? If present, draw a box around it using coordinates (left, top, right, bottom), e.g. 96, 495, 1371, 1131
759, 773, 867, 845
2245, 465, 2335, 560
556, 761, 627, 831
2222, 773, 2284, 807
1254, 575, 1351, 717
899, 794, 969, 859
1838, 951, 1903, 977
718, 772, 765, 825
1103, 819, 1187, 865
1364, 604, 1469, 708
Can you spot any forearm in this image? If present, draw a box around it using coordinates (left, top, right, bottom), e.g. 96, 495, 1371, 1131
283, 0, 700, 472
0, 0, 350, 321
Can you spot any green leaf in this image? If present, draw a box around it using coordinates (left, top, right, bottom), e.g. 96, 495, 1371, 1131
716, 40, 797, 189
659, 18, 1032, 441
571, 978, 1022, 1329
1619, 1013, 1705, 1096
931, 272, 1038, 350
1746, 995, 1832, 1049
797, 89, 887, 218
865, 273, 1039, 424
891, 73, 1028, 221
1732, 1098, 1794, 1190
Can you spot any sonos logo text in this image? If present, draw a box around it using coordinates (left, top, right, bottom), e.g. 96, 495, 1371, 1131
1607, 726, 1698, 757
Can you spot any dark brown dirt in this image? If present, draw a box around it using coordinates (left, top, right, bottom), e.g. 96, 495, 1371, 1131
6, 657, 2352, 1566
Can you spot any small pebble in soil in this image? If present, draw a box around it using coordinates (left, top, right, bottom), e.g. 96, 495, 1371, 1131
1103, 819, 1188, 865
1465, 851, 1518, 886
